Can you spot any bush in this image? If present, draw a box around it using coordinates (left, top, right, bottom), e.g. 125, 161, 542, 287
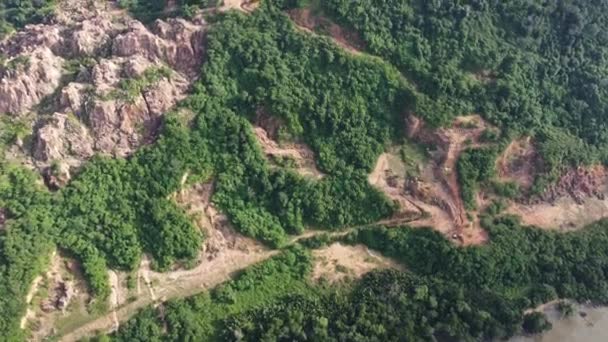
523, 312, 552, 335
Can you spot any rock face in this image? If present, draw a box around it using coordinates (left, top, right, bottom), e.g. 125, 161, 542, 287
33, 113, 94, 163
0, 1, 207, 178
539, 166, 608, 205
0, 48, 64, 115
113, 18, 206, 78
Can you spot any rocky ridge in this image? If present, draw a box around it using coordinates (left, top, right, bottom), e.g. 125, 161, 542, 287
0, 1, 207, 185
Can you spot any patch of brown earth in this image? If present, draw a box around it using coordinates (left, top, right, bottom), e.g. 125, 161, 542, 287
254, 125, 324, 179
311, 243, 403, 283
371, 114, 491, 245
506, 166, 608, 231
471, 69, 497, 84
368, 151, 425, 223
496, 137, 538, 190
288, 8, 365, 54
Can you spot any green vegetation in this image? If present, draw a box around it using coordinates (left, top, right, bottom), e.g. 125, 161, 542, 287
0, 0, 56, 39
276, 0, 608, 186
400, 141, 427, 177
492, 180, 521, 199
0, 116, 30, 153
104, 211, 608, 341
457, 147, 496, 210
522, 312, 552, 335
200, 5, 416, 174
5, 0, 608, 340
0, 4, 401, 338
110, 247, 315, 341
119, 0, 219, 22
557, 301, 574, 318
0, 117, 210, 337
0, 164, 55, 341
110, 66, 172, 103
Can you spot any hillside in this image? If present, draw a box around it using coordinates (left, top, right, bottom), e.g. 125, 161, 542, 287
3, 0, 608, 341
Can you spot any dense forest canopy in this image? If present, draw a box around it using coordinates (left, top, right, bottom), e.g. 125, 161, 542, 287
275, 0, 608, 188
3, 0, 608, 340
0, 0, 56, 37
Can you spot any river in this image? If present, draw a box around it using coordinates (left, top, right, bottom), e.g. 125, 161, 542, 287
511, 302, 608, 342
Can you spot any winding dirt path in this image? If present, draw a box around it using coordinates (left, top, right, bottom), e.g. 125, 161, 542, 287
108, 271, 121, 331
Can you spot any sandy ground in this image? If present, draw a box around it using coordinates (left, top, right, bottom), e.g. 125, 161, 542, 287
108, 271, 124, 331
20, 276, 44, 329
253, 126, 324, 179
312, 243, 403, 283
220, 0, 258, 13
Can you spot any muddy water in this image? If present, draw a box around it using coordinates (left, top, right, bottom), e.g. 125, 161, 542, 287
510, 303, 608, 342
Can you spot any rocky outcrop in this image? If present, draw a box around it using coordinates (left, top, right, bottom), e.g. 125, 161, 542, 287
33, 113, 94, 163
0, 1, 208, 181
43, 162, 72, 190
85, 57, 190, 156
540, 166, 608, 205
0, 49, 64, 115
67, 18, 114, 57
113, 18, 206, 78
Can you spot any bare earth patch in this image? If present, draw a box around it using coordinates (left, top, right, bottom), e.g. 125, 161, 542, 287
496, 137, 538, 190
220, 0, 259, 12
500, 163, 608, 230
312, 243, 403, 283
253, 126, 325, 179
369, 115, 491, 245
507, 183, 608, 231
288, 8, 365, 54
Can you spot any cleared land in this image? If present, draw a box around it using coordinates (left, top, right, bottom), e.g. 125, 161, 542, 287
311, 243, 403, 283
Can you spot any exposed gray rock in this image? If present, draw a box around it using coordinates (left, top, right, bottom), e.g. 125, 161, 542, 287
0, 25, 64, 56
